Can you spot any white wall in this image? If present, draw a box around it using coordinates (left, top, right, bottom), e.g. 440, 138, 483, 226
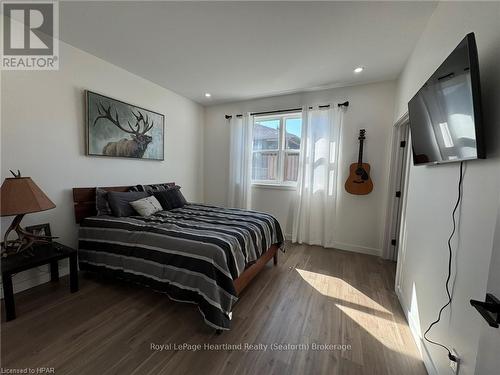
394, 2, 500, 375
1, 41, 204, 294
204, 81, 396, 255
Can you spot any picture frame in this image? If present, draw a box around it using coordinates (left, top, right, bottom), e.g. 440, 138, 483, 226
86, 90, 165, 161
25, 223, 52, 240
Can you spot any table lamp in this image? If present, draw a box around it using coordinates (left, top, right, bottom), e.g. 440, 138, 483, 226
1, 170, 56, 255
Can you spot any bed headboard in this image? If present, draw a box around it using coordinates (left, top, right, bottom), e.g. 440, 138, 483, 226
72, 183, 175, 224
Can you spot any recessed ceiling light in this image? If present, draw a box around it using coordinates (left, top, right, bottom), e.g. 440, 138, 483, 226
204, 93, 212, 98
354, 67, 364, 74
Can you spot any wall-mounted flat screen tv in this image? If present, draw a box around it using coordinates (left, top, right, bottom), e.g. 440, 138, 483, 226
408, 33, 485, 166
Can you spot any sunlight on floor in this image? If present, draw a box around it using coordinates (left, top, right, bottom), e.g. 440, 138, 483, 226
296, 268, 389, 314
296, 267, 423, 361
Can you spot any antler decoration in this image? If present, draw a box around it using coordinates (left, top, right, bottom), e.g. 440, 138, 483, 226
129, 111, 154, 135
94, 103, 154, 135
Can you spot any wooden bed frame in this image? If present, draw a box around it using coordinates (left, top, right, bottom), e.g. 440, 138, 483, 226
72, 184, 278, 296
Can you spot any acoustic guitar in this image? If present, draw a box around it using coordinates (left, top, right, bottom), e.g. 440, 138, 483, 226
345, 129, 373, 195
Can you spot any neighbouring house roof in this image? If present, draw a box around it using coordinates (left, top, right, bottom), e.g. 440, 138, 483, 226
253, 123, 300, 148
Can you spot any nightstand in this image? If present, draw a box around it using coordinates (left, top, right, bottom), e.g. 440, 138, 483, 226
1, 242, 78, 321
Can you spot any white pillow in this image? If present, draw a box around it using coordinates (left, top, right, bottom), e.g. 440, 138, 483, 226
129, 196, 163, 216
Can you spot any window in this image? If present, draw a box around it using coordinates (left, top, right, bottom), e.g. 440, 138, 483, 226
252, 113, 302, 185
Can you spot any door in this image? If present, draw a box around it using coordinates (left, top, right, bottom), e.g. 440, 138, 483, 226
474, 195, 500, 374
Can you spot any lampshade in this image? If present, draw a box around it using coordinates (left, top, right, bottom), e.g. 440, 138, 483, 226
0, 177, 56, 216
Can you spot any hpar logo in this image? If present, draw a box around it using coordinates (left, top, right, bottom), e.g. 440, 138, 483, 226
1, 1, 59, 70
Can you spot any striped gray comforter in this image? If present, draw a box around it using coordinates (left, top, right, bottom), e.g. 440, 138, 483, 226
78, 204, 284, 330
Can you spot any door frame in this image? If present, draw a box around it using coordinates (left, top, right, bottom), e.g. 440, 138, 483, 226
382, 113, 411, 266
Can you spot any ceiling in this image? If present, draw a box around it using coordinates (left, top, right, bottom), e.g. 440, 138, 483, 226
60, 1, 437, 105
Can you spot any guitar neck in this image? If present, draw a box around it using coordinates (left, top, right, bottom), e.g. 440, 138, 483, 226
358, 139, 364, 166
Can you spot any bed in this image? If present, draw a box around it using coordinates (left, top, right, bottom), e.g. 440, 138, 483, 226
73, 184, 284, 331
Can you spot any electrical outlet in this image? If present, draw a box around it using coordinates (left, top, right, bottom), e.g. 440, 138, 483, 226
449, 348, 460, 374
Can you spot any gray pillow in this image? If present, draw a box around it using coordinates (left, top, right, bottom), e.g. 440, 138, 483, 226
96, 188, 112, 216
107, 191, 148, 217
129, 196, 163, 216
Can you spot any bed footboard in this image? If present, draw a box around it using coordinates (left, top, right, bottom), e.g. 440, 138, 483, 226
233, 244, 279, 295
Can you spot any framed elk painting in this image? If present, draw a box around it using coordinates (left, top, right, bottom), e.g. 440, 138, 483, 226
86, 91, 164, 160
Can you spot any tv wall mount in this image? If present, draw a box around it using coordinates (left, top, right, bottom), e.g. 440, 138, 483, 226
470, 293, 500, 328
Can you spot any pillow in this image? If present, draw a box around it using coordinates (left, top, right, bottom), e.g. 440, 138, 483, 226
153, 186, 187, 210
144, 183, 175, 194
128, 184, 146, 192
96, 188, 112, 216
174, 187, 188, 206
129, 183, 175, 193
107, 191, 148, 217
129, 196, 163, 217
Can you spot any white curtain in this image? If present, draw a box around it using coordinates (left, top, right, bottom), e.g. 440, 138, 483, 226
292, 106, 344, 247
227, 113, 253, 209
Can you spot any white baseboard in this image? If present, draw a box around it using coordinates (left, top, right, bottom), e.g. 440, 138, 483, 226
329, 241, 382, 257
395, 287, 438, 375
285, 235, 381, 257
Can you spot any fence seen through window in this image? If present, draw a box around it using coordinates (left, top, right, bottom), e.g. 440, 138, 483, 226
252, 113, 302, 185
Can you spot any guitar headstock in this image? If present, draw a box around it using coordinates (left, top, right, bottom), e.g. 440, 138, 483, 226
358, 129, 366, 141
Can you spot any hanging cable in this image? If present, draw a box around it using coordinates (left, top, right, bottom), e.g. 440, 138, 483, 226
423, 161, 464, 362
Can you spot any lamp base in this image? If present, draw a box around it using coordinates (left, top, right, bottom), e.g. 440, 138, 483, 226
1, 214, 57, 257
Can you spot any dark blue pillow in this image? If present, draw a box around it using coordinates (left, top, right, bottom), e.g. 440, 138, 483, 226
107, 191, 148, 217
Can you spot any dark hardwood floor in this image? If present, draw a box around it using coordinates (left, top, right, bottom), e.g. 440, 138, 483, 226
1, 243, 427, 375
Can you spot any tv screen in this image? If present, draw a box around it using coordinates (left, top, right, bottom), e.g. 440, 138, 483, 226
408, 33, 485, 165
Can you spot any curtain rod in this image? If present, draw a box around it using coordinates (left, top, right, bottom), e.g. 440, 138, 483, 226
251, 107, 302, 116
225, 101, 349, 119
